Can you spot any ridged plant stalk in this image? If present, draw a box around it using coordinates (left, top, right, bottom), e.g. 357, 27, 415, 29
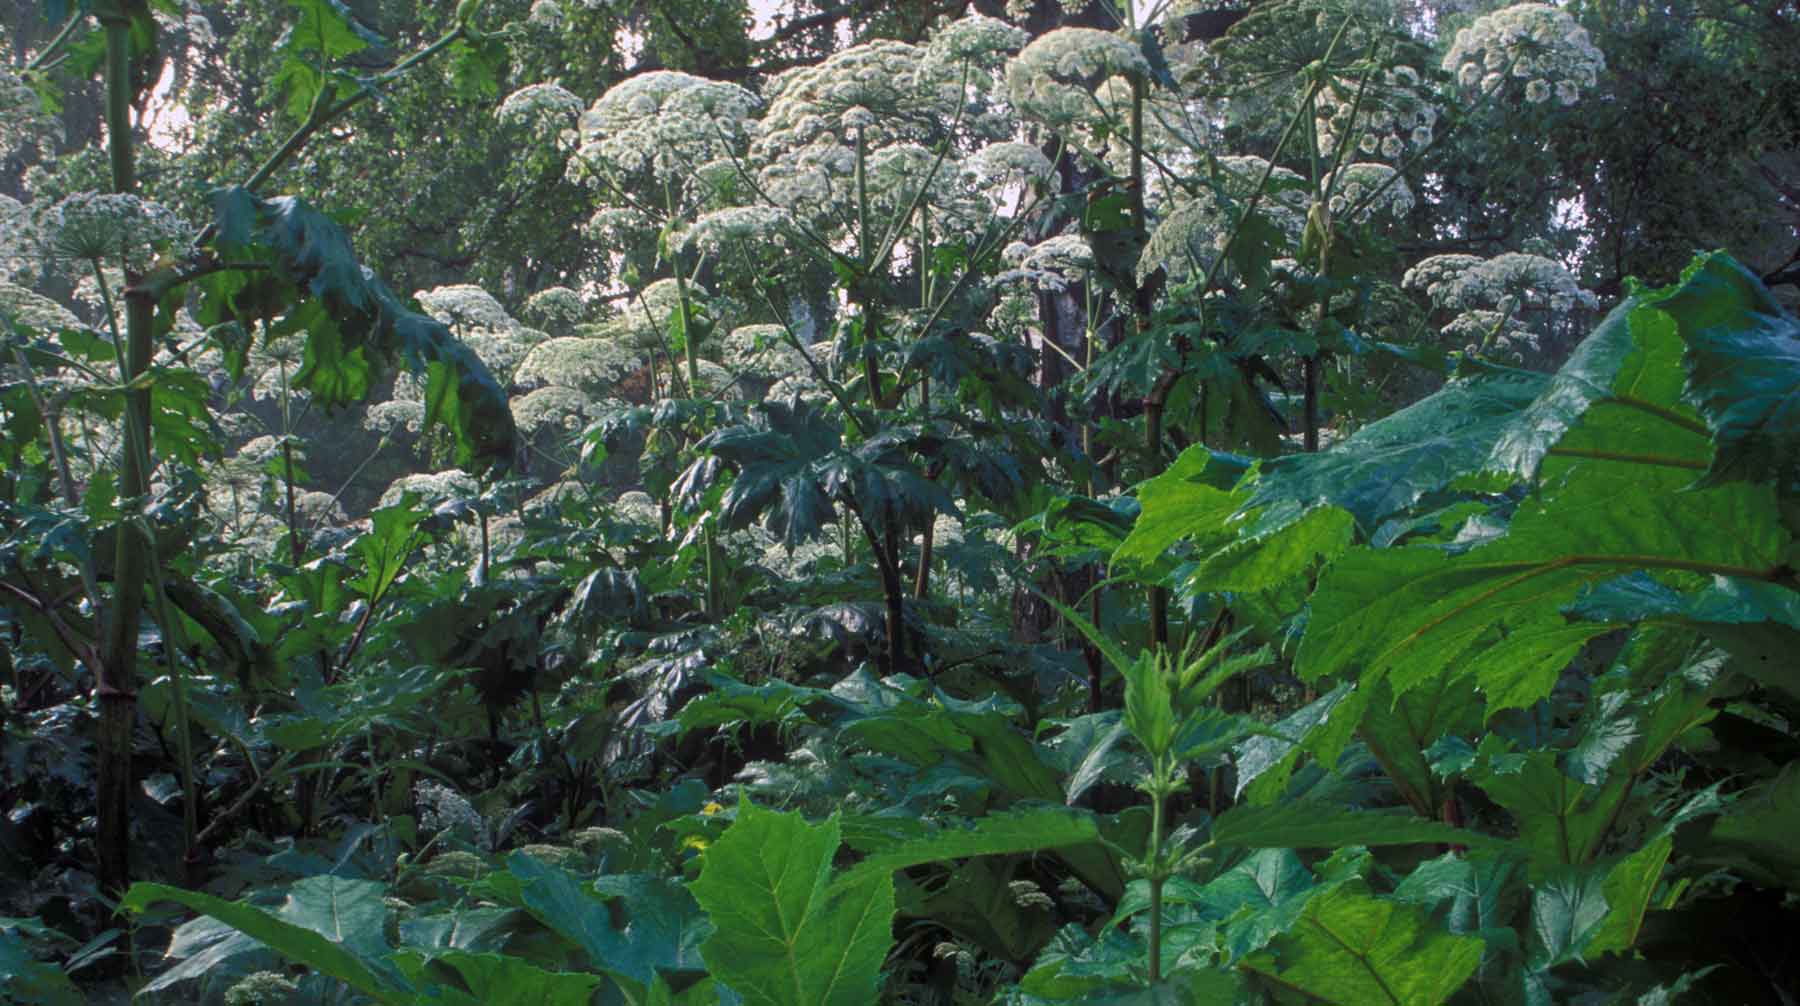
664, 181, 719, 618
93, 2, 151, 896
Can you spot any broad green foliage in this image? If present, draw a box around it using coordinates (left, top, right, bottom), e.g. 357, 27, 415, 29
1241, 885, 1485, 1006
6, 0, 1800, 1000
689, 800, 894, 1006
122, 879, 410, 1004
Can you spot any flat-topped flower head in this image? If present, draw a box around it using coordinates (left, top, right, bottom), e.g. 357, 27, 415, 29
458, 327, 542, 381
1315, 65, 1439, 162
864, 143, 986, 236
970, 141, 1055, 188
39, 192, 192, 270
754, 40, 956, 163
364, 399, 426, 435
0, 196, 36, 282
1404, 250, 1597, 359
514, 335, 643, 392
997, 233, 1095, 291
1403, 251, 1595, 314
0, 281, 83, 333
521, 286, 587, 331
594, 277, 709, 347
571, 71, 759, 183
497, 82, 584, 146
1139, 156, 1308, 282
677, 205, 795, 260
415, 283, 516, 332
1, 68, 57, 160
511, 384, 601, 434
1323, 163, 1415, 221
1443, 3, 1603, 104
1006, 29, 1150, 129
722, 323, 809, 379
922, 13, 1029, 73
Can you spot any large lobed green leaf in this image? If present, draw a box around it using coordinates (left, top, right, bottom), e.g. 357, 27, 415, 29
1298, 449, 1789, 712
688, 800, 894, 1006
1241, 885, 1485, 1006
1251, 367, 1547, 533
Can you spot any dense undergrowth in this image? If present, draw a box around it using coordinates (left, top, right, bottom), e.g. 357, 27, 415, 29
3, 1, 1799, 1004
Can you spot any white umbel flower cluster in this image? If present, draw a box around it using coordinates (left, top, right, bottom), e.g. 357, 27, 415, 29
1323, 162, 1415, 221
511, 384, 602, 434
0, 281, 82, 332
415, 284, 517, 332
514, 336, 643, 392
969, 141, 1055, 187
998, 234, 1095, 291
1403, 251, 1596, 314
1443, 3, 1603, 104
1139, 156, 1308, 281
459, 326, 545, 381
755, 40, 944, 157
1315, 65, 1438, 161
363, 399, 426, 435
921, 13, 1029, 73
1404, 250, 1598, 355
677, 205, 795, 260
595, 278, 704, 349
497, 82, 584, 143
571, 71, 759, 183
1, 68, 56, 160
721, 323, 809, 379
38, 192, 193, 270
381, 470, 481, 509
521, 286, 587, 331
864, 143, 987, 238
1006, 29, 1151, 128
0, 196, 35, 282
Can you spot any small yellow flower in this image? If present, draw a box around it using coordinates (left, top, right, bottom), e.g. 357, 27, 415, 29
701, 801, 724, 817
681, 835, 710, 852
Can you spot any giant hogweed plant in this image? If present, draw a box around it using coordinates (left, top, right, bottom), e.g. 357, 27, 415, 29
107, 252, 1800, 1004
1, 0, 516, 897
1060, 249, 1800, 1002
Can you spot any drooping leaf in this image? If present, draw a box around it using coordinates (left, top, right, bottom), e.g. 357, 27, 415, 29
206, 188, 516, 470
0, 925, 81, 1006
1357, 670, 1484, 816
1297, 437, 1789, 713
120, 881, 410, 1005
1113, 446, 1246, 571
1659, 252, 1800, 493
1694, 763, 1800, 889
1484, 291, 1693, 480
508, 854, 710, 991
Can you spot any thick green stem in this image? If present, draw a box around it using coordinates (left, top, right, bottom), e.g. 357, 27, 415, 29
1146, 757, 1169, 983
666, 184, 718, 618
95, 9, 148, 897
